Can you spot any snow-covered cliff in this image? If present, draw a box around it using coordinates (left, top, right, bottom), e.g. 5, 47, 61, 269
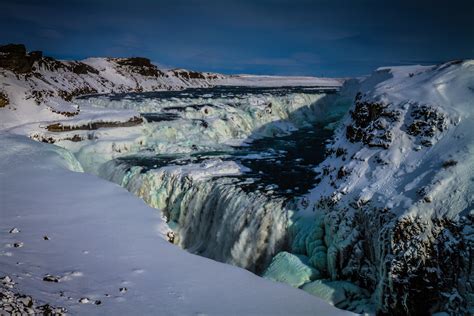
284, 60, 474, 314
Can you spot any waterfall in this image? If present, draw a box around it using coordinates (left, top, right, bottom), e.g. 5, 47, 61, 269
100, 158, 291, 272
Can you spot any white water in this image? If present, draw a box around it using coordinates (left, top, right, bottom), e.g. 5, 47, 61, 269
100, 159, 290, 272
71, 89, 349, 174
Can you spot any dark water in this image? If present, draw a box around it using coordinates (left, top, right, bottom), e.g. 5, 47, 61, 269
105, 85, 338, 200
117, 123, 333, 199
78, 85, 338, 102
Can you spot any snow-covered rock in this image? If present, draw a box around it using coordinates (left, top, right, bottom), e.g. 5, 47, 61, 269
289, 60, 474, 314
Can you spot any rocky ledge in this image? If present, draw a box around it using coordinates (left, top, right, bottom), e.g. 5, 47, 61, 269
1, 275, 66, 315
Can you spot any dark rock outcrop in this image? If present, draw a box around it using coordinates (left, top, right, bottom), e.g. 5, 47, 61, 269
0, 44, 42, 73
0, 91, 8, 108
115, 57, 165, 77
1, 275, 66, 314
172, 69, 207, 80
71, 62, 99, 75
345, 92, 400, 149
46, 116, 143, 132
406, 104, 447, 147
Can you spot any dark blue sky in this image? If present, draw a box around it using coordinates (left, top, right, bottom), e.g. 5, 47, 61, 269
1, 0, 473, 76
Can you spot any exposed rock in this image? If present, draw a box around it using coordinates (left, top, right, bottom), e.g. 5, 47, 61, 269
119, 287, 127, 293
0, 91, 9, 108
71, 61, 99, 75
27, 90, 54, 105
0, 276, 66, 314
172, 69, 207, 80
9, 228, 20, 234
78, 297, 90, 304
166, 231, 176, 243
46, 116, 143, 132
115, 57, 165, 77
345, 92, 400, 149
1, 276, 15, 288
42, 274, 60, 283
385, 216, 471, 315
0, 44, 42, 73
58, 86, 98, 102
442, 159, 458, 168
406, 104, 447, 146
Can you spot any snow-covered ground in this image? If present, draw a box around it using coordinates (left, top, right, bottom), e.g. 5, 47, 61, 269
0, 134, 351, 315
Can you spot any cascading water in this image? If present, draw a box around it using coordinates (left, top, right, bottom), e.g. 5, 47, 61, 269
98, 121, 337, 272
101, 158, 288, 272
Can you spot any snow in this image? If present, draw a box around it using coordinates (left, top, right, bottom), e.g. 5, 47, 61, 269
0, 133, 351, 315
217, 74, 343, 88
154, 159, 250, 181
305, 60, 474, 220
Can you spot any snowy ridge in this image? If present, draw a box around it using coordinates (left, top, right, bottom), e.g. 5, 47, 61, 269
285, 60, 474, 314
0, 44, 340, 130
